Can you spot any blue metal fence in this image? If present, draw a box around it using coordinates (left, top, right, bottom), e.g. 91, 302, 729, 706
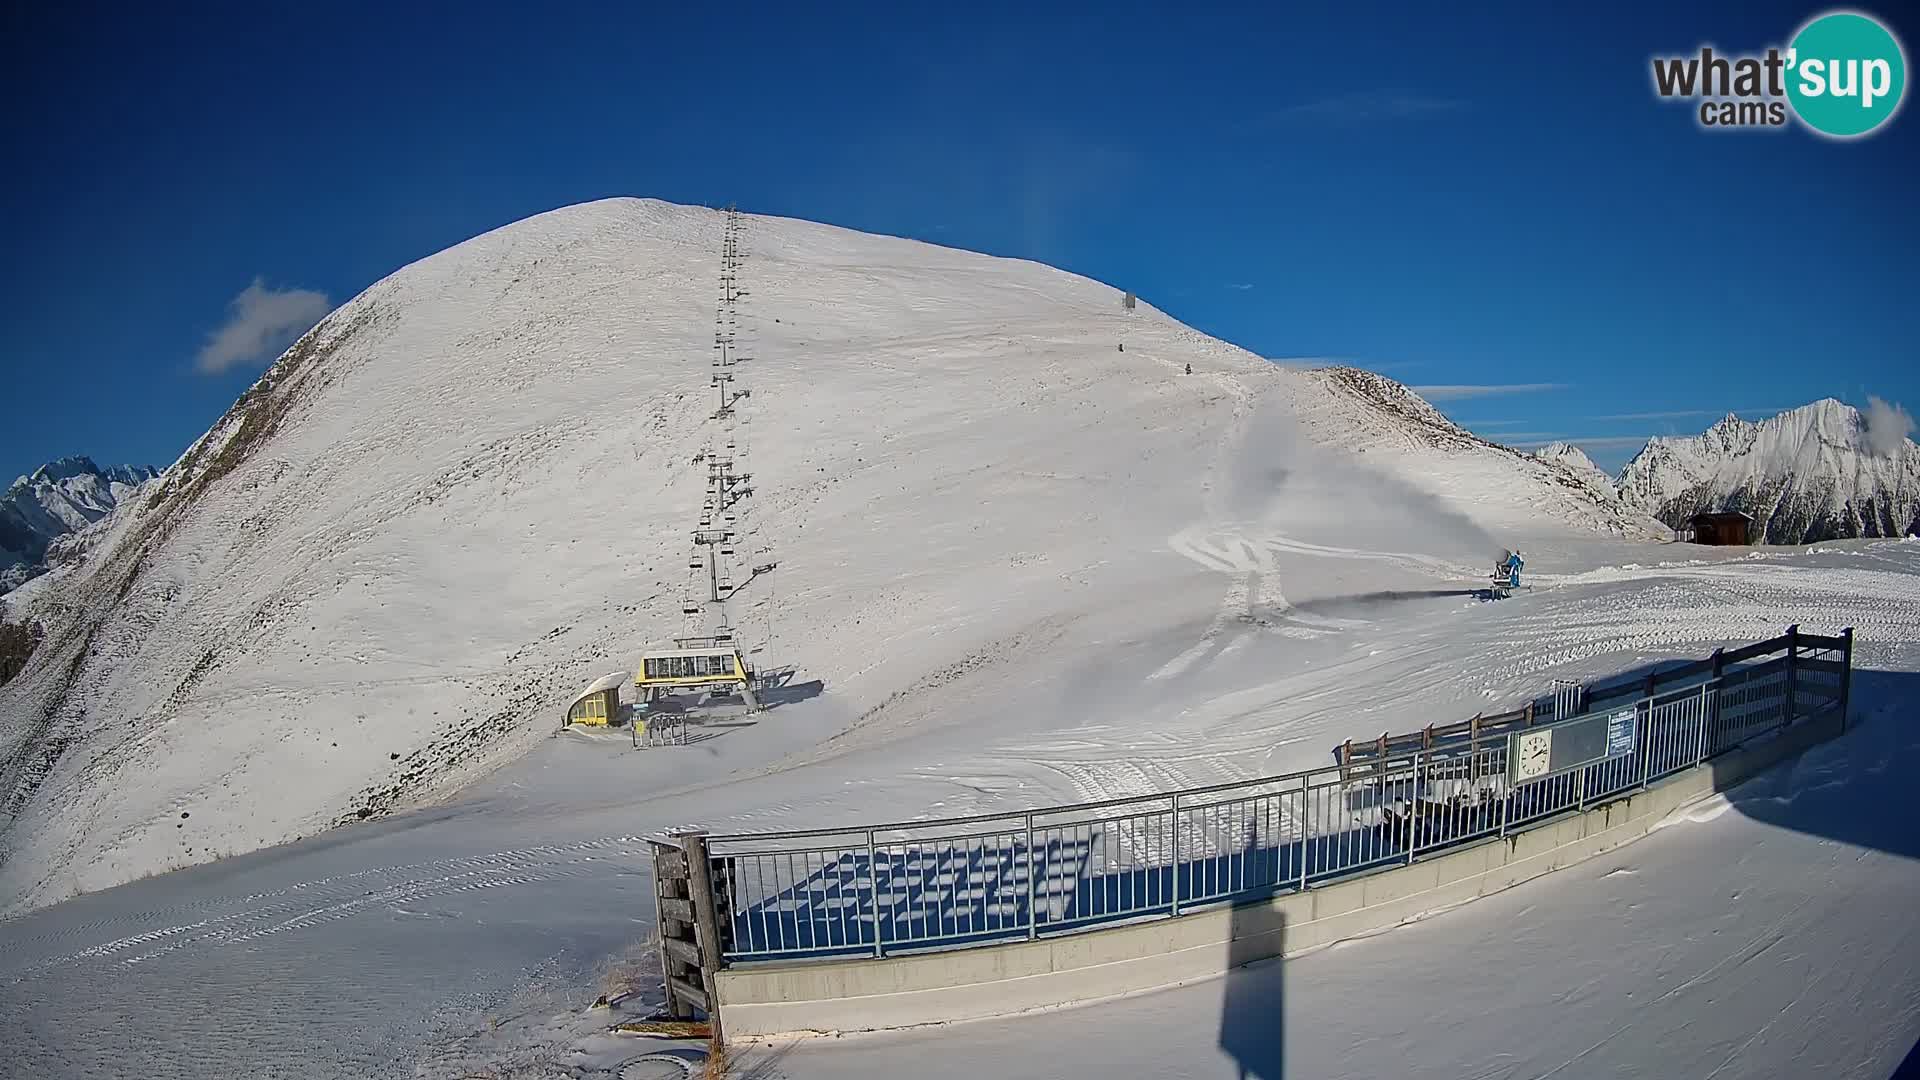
672, 626, 1852, 965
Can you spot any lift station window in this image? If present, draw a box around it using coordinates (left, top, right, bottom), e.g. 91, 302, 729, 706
642, 652, 738, 680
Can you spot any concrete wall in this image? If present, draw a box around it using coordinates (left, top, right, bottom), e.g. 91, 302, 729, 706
716, 710, 1845, 1040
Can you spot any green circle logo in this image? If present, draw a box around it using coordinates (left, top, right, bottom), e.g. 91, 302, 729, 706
1786, 11, 1907, 137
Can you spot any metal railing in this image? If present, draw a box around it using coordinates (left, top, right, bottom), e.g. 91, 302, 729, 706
672, 627, 1852, 965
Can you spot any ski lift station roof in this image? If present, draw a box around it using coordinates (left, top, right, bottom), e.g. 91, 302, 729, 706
567, 670, 631, 713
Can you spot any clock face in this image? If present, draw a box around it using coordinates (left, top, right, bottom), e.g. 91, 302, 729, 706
1515, 730, 1553, 780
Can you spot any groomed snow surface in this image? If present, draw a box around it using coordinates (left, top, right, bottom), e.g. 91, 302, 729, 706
1, 201, 1915, 1078
3, 542, 1916, 1080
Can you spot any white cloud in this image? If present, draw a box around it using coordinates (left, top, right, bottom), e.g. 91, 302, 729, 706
1510, 435, 1657, 451
1227, 282, 1256, 291
196, 278, 332, 375
1410, 383, 1568, 401
1270, 92, 1467, 125
1588, 407, 1792, 422
1862, 396, 1915, 458
1587, 409, 1720, 422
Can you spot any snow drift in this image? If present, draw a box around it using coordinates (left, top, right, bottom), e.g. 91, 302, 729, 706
0, 198, 1653, 912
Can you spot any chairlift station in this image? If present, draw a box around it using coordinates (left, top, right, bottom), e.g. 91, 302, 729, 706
562, 207, 776, 740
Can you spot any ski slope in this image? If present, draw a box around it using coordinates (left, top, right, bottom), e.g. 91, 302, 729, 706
1, 198, 1649, 913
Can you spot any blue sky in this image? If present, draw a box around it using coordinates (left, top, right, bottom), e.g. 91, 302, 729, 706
3, 2, 1915, 481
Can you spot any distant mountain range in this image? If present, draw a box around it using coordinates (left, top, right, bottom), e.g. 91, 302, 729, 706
1538, 400, 1920, 545
2, 457, 160, 594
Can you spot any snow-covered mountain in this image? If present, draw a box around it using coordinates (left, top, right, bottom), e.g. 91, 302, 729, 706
1533, 441, 1600, 475
1, 457, 159, 594
1530, 440, 1631, 511
0, 198, 1656, 912
1616, 400, 1920, 544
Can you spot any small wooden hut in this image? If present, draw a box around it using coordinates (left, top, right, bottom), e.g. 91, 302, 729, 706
1689, 510, 1753, 546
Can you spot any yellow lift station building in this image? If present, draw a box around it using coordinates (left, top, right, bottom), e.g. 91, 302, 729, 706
563, 670, 629, 728
634, 638, 760, 711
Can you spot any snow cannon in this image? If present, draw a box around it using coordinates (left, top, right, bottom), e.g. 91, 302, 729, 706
1482, 548, 1526, 601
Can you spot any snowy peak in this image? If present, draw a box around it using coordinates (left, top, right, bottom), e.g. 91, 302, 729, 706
1532, 441, 1601, 475
2, 457, 160, 593
1617, 399, 1920, 544
15, 455, 154, 490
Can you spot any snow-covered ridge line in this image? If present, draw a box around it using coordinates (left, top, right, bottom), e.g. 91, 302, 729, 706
1615, 399, 1920, 544
2, 457, 161, 595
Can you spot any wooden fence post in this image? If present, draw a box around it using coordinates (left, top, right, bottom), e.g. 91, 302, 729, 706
1840, 626, 1855, 729
649, 840, 698, 1019
679, 831, 727, 1047
1784, 624, 1800, 726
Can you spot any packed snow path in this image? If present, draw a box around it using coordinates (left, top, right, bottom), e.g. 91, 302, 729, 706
3, 543, 1917, 1078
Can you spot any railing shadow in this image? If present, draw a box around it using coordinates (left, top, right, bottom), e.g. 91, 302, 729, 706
1713, 667, 1920, 862
1220, 835, 1286, 1079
